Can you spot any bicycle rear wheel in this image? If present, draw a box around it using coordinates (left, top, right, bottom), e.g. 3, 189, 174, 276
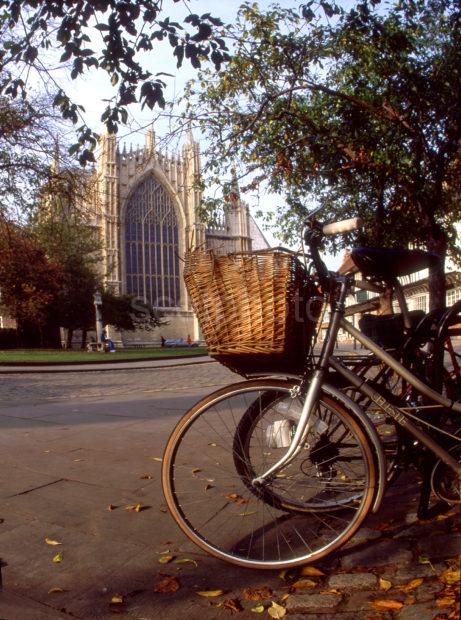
162, 379, 377, 569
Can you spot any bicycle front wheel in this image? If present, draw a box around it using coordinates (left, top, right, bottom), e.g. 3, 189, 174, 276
162, 379, 377, 569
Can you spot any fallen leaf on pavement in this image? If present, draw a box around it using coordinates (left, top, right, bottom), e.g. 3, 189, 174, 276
250, 604, 265, 613
153, 575, 180, 593
110, 595, 124, 604
299, 566, 325, 577
197, 589, 224, 597
224, 493, 248, 505
397, 578, 423, 592
268, 601, 286, 618
150, 457, 162, 462
439, 567, 460, 586
52, 553, 63, 563
158, 555, 174, 564
379, 577, 392, 592
139, 474, 152, 480
243, 587, 272, 601
418, 555, 435, 570
48, 587, 66, 594
370, 600, 404, 610
174, 558, 198, 567
290, 579, 317, 590
107, 504, 117, 511
124, 503, 149, 512
45, 538, 62, 546
436, 597, 456, 607
379, 578, 392, 591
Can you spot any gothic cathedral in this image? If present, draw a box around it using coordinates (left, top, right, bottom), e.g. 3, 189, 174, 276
95, 128, 268, 347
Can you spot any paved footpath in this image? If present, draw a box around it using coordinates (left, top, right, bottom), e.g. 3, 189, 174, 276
0, 360, 459, 619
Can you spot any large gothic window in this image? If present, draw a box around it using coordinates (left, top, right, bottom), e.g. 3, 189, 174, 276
125, 176, 180, 307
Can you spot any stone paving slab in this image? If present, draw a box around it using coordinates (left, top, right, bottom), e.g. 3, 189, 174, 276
0, 364, 460, 619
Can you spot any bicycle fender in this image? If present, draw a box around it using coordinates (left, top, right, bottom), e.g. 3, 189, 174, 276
322, 382, 386, 513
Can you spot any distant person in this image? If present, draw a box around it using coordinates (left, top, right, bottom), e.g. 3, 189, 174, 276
161, 336, 166, 348
187, 334, 192, 346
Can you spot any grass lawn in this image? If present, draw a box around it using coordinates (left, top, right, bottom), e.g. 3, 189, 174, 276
0, 347, 208, 365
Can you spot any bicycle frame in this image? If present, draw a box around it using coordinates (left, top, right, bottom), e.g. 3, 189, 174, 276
253, 274, 461, 486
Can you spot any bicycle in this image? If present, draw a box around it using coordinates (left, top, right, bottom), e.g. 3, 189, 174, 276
162, 213, 461, 569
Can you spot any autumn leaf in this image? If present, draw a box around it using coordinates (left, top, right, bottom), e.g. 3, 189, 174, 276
398, 578, 423, 592
174, 558, 198, 567
250, 604, 265, 613
299, 566, 325, 577
238, 511, 256, 517
110, 594, 124, 604
224, 493, 248, 505
191, 468, 202, 474
379, 578, 392, 591
139, 474, 152, 480
158, 555, 174, 564
196, 589, 224, 597
243, 586, 273, 601
150, 457, 162, 462
418, 555, 435, 570
48, 587, 66, 593
153, 575, 180, 593
370, 600, 404, 610
124, 503, 149, 512
107, 504, 117, 511
45, 538, 62, 546
440, 567, 460, 586
52, 553, 63, 563
290, 579, 316, 590
436, 597, 456, 607
268, 601, 286, 618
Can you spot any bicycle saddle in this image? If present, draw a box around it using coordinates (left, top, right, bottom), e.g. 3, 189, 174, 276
351, 247, 439, 280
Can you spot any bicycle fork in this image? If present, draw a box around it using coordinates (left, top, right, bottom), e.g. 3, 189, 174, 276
252, 278, 350, 486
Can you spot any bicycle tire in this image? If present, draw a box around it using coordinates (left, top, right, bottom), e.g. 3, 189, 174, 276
162, 379, 377, 569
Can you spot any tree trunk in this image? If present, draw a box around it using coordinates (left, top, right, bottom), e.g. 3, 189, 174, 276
427, 232, 447, 312
66, 328, 73, 349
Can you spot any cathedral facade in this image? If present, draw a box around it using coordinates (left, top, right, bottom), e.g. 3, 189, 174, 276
93, 129, 268, 347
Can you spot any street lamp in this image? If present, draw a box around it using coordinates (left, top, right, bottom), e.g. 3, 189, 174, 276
93, 290, 103, 350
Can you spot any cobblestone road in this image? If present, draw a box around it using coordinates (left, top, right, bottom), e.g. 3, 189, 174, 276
0, 361, 236, 406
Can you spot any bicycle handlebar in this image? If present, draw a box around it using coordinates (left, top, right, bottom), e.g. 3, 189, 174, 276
322, 217, 363, 236
304, 216, 363, 288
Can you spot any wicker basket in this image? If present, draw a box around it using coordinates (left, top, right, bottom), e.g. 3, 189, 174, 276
184, 248, 319, 375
